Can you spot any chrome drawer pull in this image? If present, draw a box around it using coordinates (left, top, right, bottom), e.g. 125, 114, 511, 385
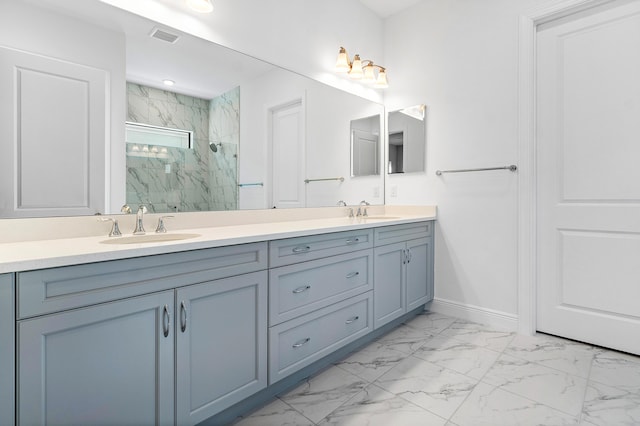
292, 337, 311, 348
162, 305, 170, 338
345, 316, 359, 324
292, 245, 311, 254
180, 301, 187, 333
292, 285, 311, 294
346, 271, 360, 279
345, 237, 360, 245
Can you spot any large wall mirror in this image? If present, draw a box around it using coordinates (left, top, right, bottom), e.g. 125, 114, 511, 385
388, 104, 426, 174
0, 0, 384, 218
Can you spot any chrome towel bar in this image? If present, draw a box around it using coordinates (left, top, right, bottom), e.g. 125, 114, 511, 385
237, 182, 264, 187
304, 177, 345, 183
436, 165, 517, 176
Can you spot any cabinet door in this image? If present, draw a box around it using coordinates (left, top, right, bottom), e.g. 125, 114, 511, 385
18, 291, 175, 426
373, 241, 406, 329
406, 237, 432, 311
176, 271, 267, 426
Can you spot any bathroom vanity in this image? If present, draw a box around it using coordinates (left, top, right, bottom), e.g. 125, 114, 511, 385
0, 207, 435, 426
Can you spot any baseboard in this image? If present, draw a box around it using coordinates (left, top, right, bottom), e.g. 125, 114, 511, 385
429, 298, 518, 332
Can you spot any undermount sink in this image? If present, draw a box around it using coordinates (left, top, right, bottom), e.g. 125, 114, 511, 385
100, 233, 201, 245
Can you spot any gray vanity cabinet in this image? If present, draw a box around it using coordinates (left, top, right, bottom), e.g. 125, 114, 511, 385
175, 271, 267, 426
18, 290, 176, 426
373, 222, 433, 329
0, 273, 14, 426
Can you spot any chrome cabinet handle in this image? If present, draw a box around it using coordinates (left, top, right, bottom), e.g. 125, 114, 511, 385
346, 271, 359, 279
162, 305, 170, 338
292, 337, 311, 348
407, 249, 413, 263
345, 237, 360, 245
402, 249, 407, 264
292, 285, 311, 294
292, 245, 311, 254
345, 316, 359, 324
180, 301, 187, 333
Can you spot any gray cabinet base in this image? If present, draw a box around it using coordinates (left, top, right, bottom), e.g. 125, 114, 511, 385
198, 305, 428, 426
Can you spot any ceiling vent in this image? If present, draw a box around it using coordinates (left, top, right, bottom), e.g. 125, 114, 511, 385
150, 27, 180, 44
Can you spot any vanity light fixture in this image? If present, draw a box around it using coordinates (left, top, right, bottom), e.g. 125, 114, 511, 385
186, 0, 213, 13
335, 46, 388, 88
162, 79, 175, 87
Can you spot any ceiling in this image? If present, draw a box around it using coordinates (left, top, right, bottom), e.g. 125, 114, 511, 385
359, 0, 424, 18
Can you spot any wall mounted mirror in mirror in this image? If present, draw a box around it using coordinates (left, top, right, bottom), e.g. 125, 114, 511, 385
350, 114, 381, 177
0, 0, 384, 218
388, 104, 427, 174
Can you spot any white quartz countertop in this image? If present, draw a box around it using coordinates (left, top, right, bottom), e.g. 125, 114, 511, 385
0, 206, 436, 273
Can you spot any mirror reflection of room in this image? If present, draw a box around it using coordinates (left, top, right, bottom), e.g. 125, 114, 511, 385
388, 104, 426, 174
350, 114, 381, 177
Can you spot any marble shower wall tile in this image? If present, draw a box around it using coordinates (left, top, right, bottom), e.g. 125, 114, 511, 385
125, 82, 241, 212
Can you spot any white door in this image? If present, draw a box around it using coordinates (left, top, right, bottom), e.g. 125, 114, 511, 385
0, 47, 107, 217
536, 0, 640, 355
270, 99, 305, 208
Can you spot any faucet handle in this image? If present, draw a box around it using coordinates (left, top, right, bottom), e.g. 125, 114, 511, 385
121, 204, 132, 214
155, 216, 174, 233
137, 205, 148, 214
99, 217, 122, 237
337, 200, 347, 207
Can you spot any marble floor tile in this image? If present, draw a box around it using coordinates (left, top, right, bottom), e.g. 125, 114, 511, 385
335, 340, 409, 382
581, 380, 640, 426
589, 350, 640, 392
439, 319, 515, 352
450, 382, 579, 426
233, 398, 313, 426
375, 355, 478, 419
413, 335, 501, 379
375, 323, 435, 354
403, 311, 457, 335
279, 366, 368, 424
504, 333, 598, 378
483, 354, 588, 416
317, 384, 447, 426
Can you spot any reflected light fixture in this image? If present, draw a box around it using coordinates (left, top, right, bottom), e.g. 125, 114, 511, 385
335, 46, 388, 89
186, 0, 213, 13
162, 79, 175, 87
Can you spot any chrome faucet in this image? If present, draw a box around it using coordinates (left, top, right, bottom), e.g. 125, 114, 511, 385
337, 200, 347, 207
133, 205, 147, 235
356, 200, 370, 217
155, 215, 174, 233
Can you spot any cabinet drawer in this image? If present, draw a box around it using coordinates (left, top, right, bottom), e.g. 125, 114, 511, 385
268, 292, 373, 384
374, 221, 432, 246
269, 229, 373, 267
269, 250, 373, 325
17, 242, 268, 319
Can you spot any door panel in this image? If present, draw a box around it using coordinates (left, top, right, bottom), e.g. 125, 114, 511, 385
271, 99, 305, 208
536, 0, 640, 354
18, 291, 174, 426
373, 242, 405, 328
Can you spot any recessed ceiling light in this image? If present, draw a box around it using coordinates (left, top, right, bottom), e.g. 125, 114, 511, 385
186, 0, 213, 13
163, 79, 175, 87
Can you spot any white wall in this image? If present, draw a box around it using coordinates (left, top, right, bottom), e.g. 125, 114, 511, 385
383, 0, 542, 325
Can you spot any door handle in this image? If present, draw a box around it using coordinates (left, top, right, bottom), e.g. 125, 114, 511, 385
162, 305, 170, 338
180, 301, 187, 333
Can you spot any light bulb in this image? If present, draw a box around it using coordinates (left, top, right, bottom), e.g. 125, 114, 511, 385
186, 0, 213, 13
335, 47, 350, 73
349, 54, 363, 79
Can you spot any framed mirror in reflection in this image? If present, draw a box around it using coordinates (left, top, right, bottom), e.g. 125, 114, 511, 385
388, 104, 427, 174
0, 0, 384, 218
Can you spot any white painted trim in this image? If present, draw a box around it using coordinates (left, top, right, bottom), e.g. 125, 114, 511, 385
430, 298, 519, 332
517, 0, 615, 336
